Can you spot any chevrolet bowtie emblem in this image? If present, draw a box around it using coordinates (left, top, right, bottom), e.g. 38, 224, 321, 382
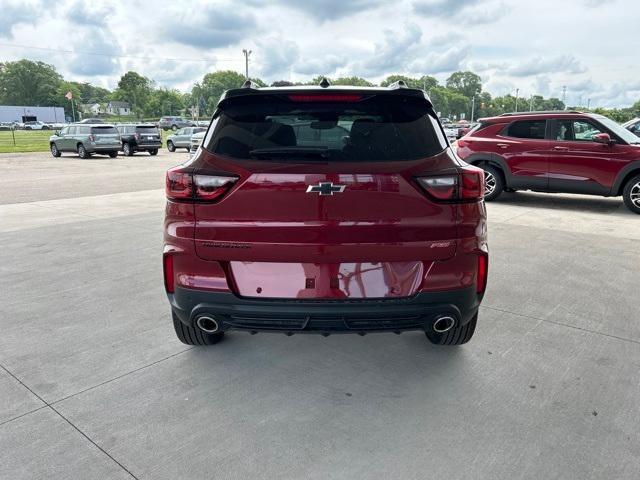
306, 182, 346, 196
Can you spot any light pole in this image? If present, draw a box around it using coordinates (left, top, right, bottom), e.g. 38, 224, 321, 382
587, 98, 591, 110
470, 96, 475, 122
562, 86, 567, 109
529, 94, 534, 112
242, 49, 252, 79
514, 88, 519, 112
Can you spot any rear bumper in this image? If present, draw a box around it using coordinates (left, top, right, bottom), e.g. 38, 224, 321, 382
87, 145, 120, 152
169, 286, 481, 334
132, 142, 162, 151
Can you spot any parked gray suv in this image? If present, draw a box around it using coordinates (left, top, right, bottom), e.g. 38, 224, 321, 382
158, 116, 195, 131
49, 124, 120, 158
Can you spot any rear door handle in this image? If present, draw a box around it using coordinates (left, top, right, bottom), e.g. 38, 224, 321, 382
496, 143, 509, 149
553, 146, 569, 151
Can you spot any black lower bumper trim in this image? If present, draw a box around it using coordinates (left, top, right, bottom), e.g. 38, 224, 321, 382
169, 287, 481, 334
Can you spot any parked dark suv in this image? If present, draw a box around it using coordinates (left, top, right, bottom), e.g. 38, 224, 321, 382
457, 111, 640, 213
116, 124, 161, 156
163, 82, 488, 346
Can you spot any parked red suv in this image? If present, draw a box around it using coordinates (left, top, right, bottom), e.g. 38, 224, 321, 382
163, 81, 488, 346
457, 111, 640, 213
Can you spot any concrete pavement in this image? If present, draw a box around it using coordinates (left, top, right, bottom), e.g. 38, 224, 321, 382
1, 151, 639, 479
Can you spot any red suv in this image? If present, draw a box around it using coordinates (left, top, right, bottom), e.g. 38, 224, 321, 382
457, 111, 640, 213
163, 82, 488, 346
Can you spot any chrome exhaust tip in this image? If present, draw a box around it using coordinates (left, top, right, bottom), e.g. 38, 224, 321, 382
433, 316, 456, 333
196, 315, 219, 334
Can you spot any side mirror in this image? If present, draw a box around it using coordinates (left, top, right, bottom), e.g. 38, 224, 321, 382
593, 133, 612, 144
56, 131, 62, 136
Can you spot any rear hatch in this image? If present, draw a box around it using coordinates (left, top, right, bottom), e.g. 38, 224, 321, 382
191, 90, 460, 299
91, 126, 120, 145
135, 125, 161, 145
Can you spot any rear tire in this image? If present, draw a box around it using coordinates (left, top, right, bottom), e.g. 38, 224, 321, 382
78, 144, 89, 159
172, 312, 224, 346
149, 149, 158, 156
123, 142, 134, 156
50, 143, 61, 157
480, 165, 504, 201
426, 313, 477, 345
108, 151, 118, 158
622, 174, 640, 214
167, 141, 175, 152
171, 124, 178, 131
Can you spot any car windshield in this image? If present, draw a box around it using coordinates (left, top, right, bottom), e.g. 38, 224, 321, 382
204, 94, 446, 161
595, 116, 640, 144
91, 126, 118, 134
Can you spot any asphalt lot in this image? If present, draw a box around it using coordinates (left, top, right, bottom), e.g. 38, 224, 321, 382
1, 150, 639, 479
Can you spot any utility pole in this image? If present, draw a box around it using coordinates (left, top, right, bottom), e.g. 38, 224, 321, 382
587, 98, 591, 110
562, 86, 567, 109
242, 49, 252, 79
514, 88, 519, 112
529, 94, 534, 111
470, 96, 475, 122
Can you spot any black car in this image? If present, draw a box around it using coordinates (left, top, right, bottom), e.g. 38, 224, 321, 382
116, 124, 162, 156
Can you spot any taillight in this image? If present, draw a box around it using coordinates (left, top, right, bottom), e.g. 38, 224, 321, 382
193, 174, 237, 201
134, 133, 140, 140
166, 167, 193, 199
165, 167, 238, 202
459, 166, 484, 200
416, 166, 484, 202
88, 134, 95, 142
163, 254, 174, 293
477, 253, 488, 294
457, 139, 468, 148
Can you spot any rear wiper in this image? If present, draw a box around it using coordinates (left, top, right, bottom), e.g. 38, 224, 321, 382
249, 146, 330, 159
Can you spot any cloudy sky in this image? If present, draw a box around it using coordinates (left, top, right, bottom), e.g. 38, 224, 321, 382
1, 0, 639, 107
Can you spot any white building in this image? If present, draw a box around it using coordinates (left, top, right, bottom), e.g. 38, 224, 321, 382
106, 101, 131, 115
0, 105, 66, 123
81, 103, 103, 115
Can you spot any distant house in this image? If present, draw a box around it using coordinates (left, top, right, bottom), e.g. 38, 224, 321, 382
81, 103, 103, 115
106, 101, 131, 115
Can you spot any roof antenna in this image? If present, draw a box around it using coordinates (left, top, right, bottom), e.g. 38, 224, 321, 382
319, 77, 330, 88
242, 79, 255, 88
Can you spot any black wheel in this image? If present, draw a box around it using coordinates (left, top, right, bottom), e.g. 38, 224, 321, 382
426, 313, 477, 346
149, 149, 158, 156
78, 144, 89, 159
108, 151, 118, 158
123, 142, 134, 156
50, 143, 61, 157
622, 174, 640, 214
172, 312, 224, 346
186, 147, 191, 152
167, 141, 175, 152
480, 165, 504, 201
171, 124, 178, 131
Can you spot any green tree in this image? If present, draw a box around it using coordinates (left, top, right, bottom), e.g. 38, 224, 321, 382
380, 75, 438, 90
70, 82, 112, 104
446, 71, 482, 99
0, 59, 63, 106
190, 70, 250, 115
147, 88, 186, 117
113, 71, 153, 116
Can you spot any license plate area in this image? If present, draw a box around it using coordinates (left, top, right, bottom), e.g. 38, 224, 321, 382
228, 261, 425, 299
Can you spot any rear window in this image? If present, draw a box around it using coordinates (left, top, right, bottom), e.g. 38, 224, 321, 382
204, 94, 446, 161
506, 120, 546, 139
136, 126, 159, 134
91, 126, 118, 134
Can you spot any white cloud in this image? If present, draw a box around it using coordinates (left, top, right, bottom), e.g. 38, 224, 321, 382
0, 0, 638, 107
